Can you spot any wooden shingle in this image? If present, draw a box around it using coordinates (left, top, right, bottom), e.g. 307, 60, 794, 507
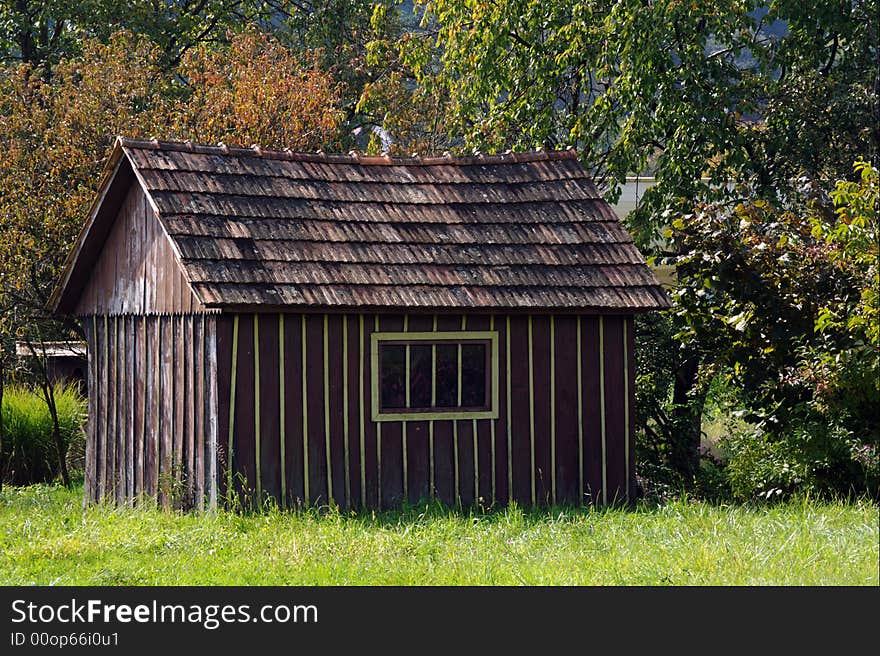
54, 137, 669, 313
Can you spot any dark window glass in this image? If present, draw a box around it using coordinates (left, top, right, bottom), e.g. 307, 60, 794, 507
460, 343, 487, 407
380, 344, 406, 409
435, 344, 459, 407
409, 344, 432, 408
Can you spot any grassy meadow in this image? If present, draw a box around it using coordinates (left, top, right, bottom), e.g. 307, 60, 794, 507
1, 483, 876, 586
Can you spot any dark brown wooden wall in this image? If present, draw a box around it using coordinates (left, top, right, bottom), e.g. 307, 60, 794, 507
216, 312, 634, 510
75, 183, 204, 316
81, 314, 219, 509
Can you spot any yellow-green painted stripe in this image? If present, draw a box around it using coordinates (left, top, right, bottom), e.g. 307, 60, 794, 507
489, 315, 496, 505
253, 315, 261, 506
429, 315, 437, 498
455, 315, 464, 505
301, 315, 309, 505
528, 315, 536, 506
402, 315, 409, 501
323, 314, 333, 505
279, 314, 286, 507
599, 316, 607, 505
375, 315, 381, 509
227, 315, 239, 500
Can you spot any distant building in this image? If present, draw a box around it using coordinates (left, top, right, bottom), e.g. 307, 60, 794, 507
15, 341, 87, 389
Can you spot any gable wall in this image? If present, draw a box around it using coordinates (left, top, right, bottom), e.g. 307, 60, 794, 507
75, 182, 204, 316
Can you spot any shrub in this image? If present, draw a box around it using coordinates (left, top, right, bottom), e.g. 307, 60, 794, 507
1, 384, 86, 485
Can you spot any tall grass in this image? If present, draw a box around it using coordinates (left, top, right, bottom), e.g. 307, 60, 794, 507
1, 384, 86, 485
0, 484, 876, 585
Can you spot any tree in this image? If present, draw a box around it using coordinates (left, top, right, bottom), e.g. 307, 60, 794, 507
0, 1, 296, 70
670, 161, 878, 497
396, 0, 878, 488
0, 28, 346, 485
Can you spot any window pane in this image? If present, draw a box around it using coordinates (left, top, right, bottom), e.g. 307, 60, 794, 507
380, 344, 406, 409
435, 344, 459, 407
461, 343, 487, 407
409, 344, 432, 408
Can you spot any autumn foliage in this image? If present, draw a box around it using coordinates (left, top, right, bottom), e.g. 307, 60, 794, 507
0, 30, 344, 322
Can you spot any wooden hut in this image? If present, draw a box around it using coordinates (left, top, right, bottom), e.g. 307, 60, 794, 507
50, 137, 669, 511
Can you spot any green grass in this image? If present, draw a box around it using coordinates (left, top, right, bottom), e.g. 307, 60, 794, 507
2, 384, 87, 484
1, 484, 876, 585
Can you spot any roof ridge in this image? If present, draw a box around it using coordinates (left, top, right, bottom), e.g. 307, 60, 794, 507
116, 136, 579, 166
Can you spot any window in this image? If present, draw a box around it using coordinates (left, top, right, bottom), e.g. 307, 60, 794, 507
371, 331, 499, 421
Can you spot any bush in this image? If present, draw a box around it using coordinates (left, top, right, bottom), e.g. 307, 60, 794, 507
1, 384, 86, 485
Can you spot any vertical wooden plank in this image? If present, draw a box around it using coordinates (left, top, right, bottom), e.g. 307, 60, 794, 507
301, 314, 310, 505
173, 315, 186, 507
283, 314, 305, 505
508, 315, 531, 506
278, 314, 286, 507
134, 316, 145, 501
404, 314, 432, 504
304, 314, 326, 505
378, 314, 404, 509
494, 314, 510, 505
149, 317, 160, 502
326, 314, 346, 507
530, 315, 552, 505
361, 314, 378, 508
215, 315, 234, 504
126, 315, 136, 502
258, 313, 282, 504
550, 316, 556, 505
603, 316, 626, 504
455, 419, 475, 506
581, 316, 603, 504
234, 313, 256, 505
117, 315, 127, 505
205, 316, 219, 510
97, 315, 108, 502
342, 315, 350, 508
345, 315, 362, 509
552, 315, 579, 505
356, 315, 367, 508
253, 315, 262, 506
143, 317, 155, 501
108, 316, 119, 504
117, 315, 125, 504
193, 316, 204, 510
82, 317, 96, 504
577, 316, 584, 503
432, 314, 461, 506
185, 316, 196, 508
223, 313, 240, 504
466, 315, 493, 505
626, 316, 636, 503
159, 316, 174, 508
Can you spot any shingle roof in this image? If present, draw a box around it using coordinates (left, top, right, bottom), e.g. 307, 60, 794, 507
57, 137, 670, 312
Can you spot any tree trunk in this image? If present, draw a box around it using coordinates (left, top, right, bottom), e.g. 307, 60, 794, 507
24, 337, 71, 488
40, 378, 70, 488
669, 353, 705, 479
